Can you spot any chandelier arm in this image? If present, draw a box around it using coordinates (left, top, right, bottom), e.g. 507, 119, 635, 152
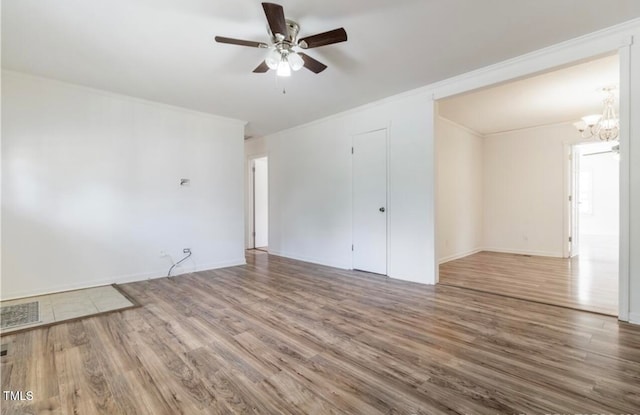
575, 88, 619, 141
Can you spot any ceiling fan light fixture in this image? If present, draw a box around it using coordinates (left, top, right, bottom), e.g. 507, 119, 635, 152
215, 3, 347, 78
288, 52, 304, 71
277, 57, 291, 77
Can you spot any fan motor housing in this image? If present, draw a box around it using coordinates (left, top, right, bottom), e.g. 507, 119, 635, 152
268, 19, 300, 45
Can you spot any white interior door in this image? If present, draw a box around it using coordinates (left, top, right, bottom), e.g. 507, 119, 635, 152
353, 129, 387, 274
253, 157, 269, 248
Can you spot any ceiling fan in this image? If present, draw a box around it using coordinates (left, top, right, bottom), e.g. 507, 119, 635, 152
214, 2, 347, 77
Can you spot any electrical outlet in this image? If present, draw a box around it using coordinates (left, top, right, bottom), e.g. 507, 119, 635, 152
183, 248, 191, 254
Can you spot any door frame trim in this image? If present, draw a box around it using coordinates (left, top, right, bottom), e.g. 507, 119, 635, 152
563, 143, 582, 259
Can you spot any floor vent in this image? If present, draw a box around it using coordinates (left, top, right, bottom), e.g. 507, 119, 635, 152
1, 301, 40, 329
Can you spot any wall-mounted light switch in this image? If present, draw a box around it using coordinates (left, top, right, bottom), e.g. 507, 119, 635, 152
180, 178, 190, 186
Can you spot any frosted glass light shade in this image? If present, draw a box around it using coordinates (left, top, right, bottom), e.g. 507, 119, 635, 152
573, 120, 586, 131
277, 59, 291, 77
265, 49, 280, 70
288, 52, 304, 71
581, 114, 601, 126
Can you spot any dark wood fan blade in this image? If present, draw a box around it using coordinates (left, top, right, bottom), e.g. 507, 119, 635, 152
253, 61, 270, 73
262, 3, 287, 38
299, 53, 327, 74
215, 36, 268, 48
298, 28, 347, 49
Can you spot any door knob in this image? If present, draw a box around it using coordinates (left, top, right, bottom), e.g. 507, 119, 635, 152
379, 207, 386, 212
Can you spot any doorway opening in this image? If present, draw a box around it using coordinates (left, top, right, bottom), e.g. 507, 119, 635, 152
570, 142, 620, 260
435, 53, 621, 316
251, 156, 268, 251
567, 141, 620, 311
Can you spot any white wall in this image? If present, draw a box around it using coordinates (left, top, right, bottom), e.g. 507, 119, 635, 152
1, 71, 246, 300
435, 116, 483, 263
266, 92, 435, 284
435, 119, 591, 261
482, 123, 578, 257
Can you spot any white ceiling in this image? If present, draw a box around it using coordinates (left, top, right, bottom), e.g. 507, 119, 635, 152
438, 54, 620, 135
3, 0, 640, 137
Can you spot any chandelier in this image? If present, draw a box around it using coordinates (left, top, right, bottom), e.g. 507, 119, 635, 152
573, 87, 619, 141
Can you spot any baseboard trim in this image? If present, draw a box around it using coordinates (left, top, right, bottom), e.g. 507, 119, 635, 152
170, 258, 247, 277
628, 312, 640, 325
438, 248, 482, 264
481, 247, 564, 258
0, 258, 247, 301
268, 250, 351, 270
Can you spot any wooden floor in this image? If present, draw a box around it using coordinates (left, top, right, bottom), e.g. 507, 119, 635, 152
439, 251, 618, 315
2, 251, 639, 414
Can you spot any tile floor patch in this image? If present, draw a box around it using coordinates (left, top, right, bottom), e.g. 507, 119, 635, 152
1, 285, 135, 334
1, 301, 40, 329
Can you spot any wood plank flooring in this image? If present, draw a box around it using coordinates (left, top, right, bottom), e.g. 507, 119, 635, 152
439, 251, 618, 315
2, 250, 639, 414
